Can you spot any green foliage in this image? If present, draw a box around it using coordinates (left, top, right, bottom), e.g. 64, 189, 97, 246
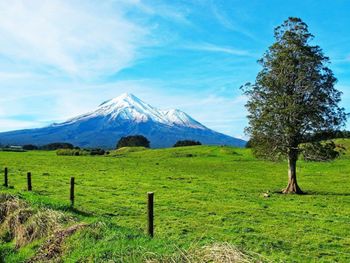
56, 149, 90, 156
116, 135, 150, 149
245, 139, 252, 148
302, 141, 345, 161
41, 142, 74, 151
56, 148, 106, 156
22, 144, 38, 150
173, 140, 202, 147
89, 148, 106, 156
242, 17, 347, 161
333, 130, 350, 139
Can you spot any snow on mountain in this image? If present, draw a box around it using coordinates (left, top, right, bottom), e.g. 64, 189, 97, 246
0, 93, 246, 148
55, 93, 206, 129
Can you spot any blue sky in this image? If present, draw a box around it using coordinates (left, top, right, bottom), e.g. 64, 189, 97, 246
0, 0, 349, 139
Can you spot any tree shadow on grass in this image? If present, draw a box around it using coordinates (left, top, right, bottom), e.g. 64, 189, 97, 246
65, 206, 94, 217
303, 191, 350, 196
272, 189, 307, 195
273, 190, 350, 196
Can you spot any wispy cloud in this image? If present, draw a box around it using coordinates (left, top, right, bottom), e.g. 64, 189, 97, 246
0, 0, 149, 78
210, 2, 257, 41
185, 43, 253, 57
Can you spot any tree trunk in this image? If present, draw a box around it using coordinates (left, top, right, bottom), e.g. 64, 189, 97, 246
283, 151, 303, 194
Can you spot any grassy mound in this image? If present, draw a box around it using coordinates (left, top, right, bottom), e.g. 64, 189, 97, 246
109, 146, 148, 156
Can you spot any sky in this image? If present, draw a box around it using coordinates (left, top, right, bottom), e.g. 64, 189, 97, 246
0, 0, 349, 139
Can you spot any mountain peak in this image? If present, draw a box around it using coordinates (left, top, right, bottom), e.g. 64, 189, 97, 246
0, 92, 247, 148
99, 93, 140, 107
113, 92, 139, 102
69, 93, 207, 129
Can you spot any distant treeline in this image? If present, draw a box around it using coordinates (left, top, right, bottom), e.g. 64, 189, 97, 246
0, 142, 75, 151
1, 137, 206, 154
246, 130, 350, 148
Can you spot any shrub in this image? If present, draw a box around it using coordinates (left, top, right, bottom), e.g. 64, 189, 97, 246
56, 148, 107, 156
116, 135, 150, 149
41, 143, 74, 151
23, 144, 39, 150
56, 149, 89, 156
89, 148, 105, 156
173, 140, 201, 147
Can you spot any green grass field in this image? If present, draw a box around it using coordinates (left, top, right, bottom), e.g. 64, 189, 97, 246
1, 140, 350, 262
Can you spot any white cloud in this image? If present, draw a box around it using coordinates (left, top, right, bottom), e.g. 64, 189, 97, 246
185, 43, 252, 57
0, 0, 149, 78
0, 118, 45, 132
0, 1, 249, 137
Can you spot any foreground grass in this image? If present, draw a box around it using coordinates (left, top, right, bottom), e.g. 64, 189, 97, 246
0, 140, 350, 262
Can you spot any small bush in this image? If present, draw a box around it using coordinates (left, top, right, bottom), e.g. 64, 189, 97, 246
56, 149, 89, 156
173, 140, 202, 147
41, 143, 74, 151
89, 148, 105, 156
23, 144, 39, 150
56, 148, 107, 156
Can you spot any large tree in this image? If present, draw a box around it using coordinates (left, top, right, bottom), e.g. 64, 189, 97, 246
242, 17, 347, 194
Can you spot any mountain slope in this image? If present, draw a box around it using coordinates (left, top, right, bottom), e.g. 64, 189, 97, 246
0, 93, 246, 148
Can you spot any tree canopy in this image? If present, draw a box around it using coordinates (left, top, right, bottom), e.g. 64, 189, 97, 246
173, 140, 202, 147
242, 17, 347, 194
116, 135, 150, 149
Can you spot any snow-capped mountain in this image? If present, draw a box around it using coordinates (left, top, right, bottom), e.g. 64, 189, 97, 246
55, 93, 205, 130
0, 93, 246, 148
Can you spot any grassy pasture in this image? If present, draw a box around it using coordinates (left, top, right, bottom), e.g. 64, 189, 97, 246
0, 140, 350, 262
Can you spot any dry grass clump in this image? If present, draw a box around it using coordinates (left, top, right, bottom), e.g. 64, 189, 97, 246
147, 242, 261, 263
199, 243, 254, 262
0, 194, 72, 248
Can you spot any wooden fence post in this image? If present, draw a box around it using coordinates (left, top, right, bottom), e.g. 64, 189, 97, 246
4, 167, 8, 187
147, 192, 154, 238
70, 177, 75, 208
27, 172, 32, 191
